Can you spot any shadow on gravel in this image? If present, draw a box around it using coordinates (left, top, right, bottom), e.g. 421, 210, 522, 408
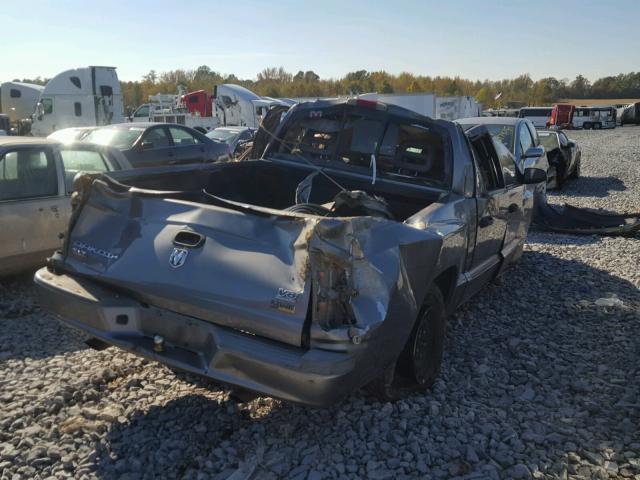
526, 231, 602, 246
93, 393, 250, 478
443, 250, 640, 476
0, 272, 88, 361
88, 250, 640, 478
549, 175, 626, 198
0, 251, 634, 479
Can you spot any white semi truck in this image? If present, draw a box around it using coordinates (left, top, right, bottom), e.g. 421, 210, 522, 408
30, 66, 125, 136
128, 84, 286, 131
214, 84, 289, 128
0, 82, 44, 123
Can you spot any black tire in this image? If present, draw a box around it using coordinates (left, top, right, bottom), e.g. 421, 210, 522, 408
556, 162, 567, 189
547, 165, 558, 190
569, 157, 581, 179
367, 285, 446, 401
593, 122, 601, 130
583, 122, 592, 130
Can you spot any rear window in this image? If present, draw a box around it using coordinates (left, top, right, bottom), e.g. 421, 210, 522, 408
538, 133, 559, 151
377, 123, 447, 185
273, 106, 449, 187
206, 129, 237, 143
0, 148, 58, 201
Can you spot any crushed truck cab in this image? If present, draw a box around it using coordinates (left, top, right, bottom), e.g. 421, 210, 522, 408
36, 99, 546, 406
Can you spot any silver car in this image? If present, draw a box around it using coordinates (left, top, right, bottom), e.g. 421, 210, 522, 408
206, 126, 256, 157
457, 116, 550, 189
0, 137, 131, 276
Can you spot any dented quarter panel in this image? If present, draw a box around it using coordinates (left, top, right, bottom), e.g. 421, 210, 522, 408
308, 218, 442, 342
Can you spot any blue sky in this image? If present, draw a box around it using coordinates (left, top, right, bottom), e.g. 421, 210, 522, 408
1, 0, 639, 82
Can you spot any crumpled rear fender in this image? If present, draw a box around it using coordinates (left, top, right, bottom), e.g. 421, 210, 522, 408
306, 217, 443, 371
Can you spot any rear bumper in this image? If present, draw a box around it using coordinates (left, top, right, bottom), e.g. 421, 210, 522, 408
34, 268, 376, 407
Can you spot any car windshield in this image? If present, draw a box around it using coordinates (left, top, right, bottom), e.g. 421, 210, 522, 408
49, 129, 86, 144
84, 127, 145, 149
206, 129, 238, 143
462, 123, 515, 153
538, 133, 559, 151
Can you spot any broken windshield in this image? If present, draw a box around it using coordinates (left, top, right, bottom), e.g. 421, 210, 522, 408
270, 105, 450, 188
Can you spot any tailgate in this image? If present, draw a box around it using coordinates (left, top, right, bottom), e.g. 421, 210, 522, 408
63, 181, 313, 347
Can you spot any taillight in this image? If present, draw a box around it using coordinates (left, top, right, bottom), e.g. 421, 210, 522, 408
310, 251, 357, 329
356, 99, 378, 109
347, 97, 388, 111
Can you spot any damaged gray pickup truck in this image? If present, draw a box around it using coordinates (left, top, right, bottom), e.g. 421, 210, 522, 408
36, 99, 547, 406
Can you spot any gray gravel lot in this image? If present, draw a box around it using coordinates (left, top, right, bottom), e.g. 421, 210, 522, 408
1, 127, 639, 480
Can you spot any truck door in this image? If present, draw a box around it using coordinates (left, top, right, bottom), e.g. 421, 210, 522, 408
167, 126, 206, 164
463, 130, 509, 301
0, 146, 67, 274
494, 140, 525, 271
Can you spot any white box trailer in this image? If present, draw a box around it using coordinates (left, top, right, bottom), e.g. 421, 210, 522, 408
359, 92, 436, 118
283, 93, 480, 121
31, 66, 125, 136
435, 96, 481, 121
0, 82, 44, 122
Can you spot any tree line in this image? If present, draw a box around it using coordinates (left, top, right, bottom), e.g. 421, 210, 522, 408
15, 67, 640, 111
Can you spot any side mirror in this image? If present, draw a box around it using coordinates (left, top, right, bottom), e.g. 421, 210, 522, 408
140, 141, 154, 150
523, 167, 547, 184
522, 146, 545, 159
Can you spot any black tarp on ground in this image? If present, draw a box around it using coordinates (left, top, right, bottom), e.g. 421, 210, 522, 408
534, 201, 640, 236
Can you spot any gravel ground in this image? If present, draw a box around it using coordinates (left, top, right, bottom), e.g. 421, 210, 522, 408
1, 127, 639, 480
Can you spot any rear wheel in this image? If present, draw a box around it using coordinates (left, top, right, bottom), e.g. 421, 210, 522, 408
569, 157, 581, 179
367, 285, 446, 401
547, 165, 558, 189
556, 161, 567, 189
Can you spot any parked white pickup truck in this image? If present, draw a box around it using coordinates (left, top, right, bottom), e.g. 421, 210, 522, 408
0, 137, 131, 276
